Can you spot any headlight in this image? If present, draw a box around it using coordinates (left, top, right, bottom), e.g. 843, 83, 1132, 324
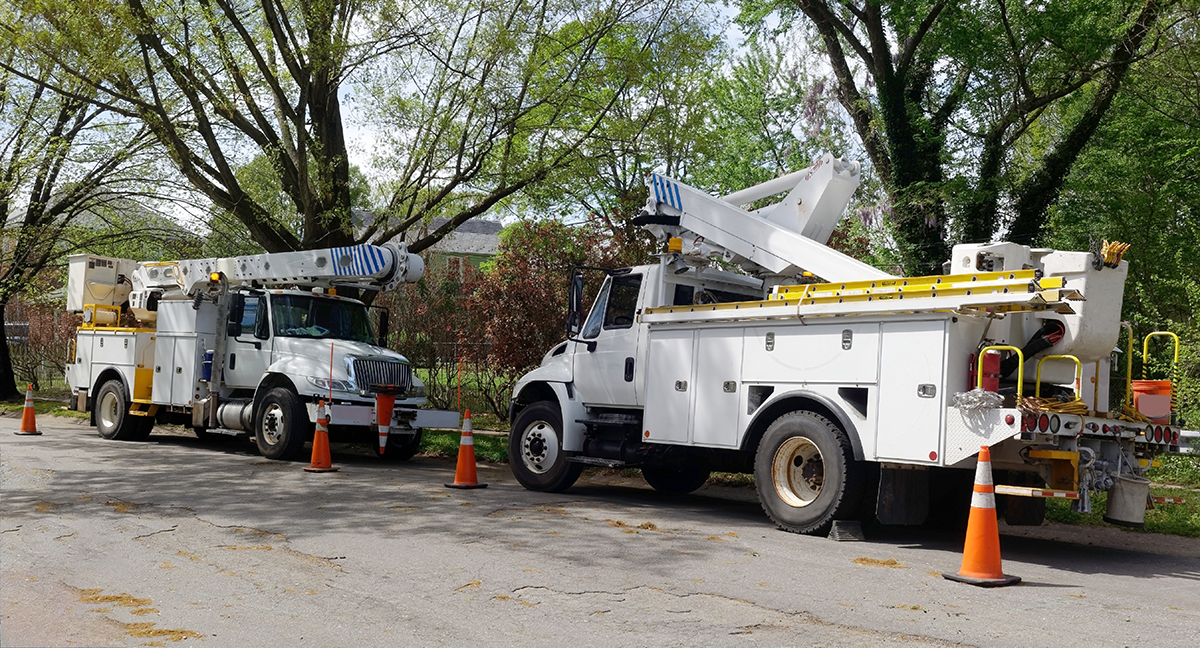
408, 383, 427, 398
307, 376, 355, 392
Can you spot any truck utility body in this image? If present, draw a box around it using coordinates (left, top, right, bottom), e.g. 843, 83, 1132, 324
65, 243, 459, 460
508, 155, 1196, 535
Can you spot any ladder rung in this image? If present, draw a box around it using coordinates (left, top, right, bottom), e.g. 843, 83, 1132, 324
994, 485, 1080, 499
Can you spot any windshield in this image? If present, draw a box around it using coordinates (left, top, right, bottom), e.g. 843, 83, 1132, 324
271, 294, 375, 344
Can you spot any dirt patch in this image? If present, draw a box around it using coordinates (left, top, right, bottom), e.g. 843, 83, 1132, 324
105, 500, 143, 514
853, 557, 906, 568
78, 588, 151, 607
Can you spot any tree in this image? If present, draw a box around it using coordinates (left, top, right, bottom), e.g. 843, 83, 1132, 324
738, 0, 1166, 274
8, 0, 709, 258
1041, 4, 1200, 421
0, 52, 167, 399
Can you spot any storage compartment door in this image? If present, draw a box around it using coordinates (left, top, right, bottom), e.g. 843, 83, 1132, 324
691, 328, 743, 447
875, 320, 947, 463
643, 329, 694, 444
151, 337, 176, 405
170, 337, 199, 407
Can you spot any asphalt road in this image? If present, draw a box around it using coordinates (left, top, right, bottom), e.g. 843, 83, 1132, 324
2, 415, 1199, 648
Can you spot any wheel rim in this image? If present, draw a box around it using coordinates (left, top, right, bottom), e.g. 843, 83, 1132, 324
772, 436, 824, 508
98, 390, 120, 431
261, 403, 286, 446
519, 419, 558, 475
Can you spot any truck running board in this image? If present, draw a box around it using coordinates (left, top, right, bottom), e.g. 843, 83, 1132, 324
566, 456, 630, 468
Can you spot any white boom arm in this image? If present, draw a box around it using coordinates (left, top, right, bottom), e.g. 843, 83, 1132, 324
635, 154, 893, 282
132, 242, 424, 296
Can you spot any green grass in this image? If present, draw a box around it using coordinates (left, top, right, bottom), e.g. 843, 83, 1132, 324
0, 397, 88, 419
418, 428, 508, 463
1044, 485, 1200, 537
1147, 454, 1200, 487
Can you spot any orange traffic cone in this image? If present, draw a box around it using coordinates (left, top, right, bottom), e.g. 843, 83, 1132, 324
445, 409, 486, 489
15, 384, 41, 436
943, 445, 1020, 587
375, 393, 396, 455
303, 401, 339, 473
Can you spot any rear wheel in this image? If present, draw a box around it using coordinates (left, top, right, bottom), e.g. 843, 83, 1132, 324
254, 387, 310, 460
642, 465, 711, 494
94, 380, 142, 441
372, 428, 423, 462
754, 410, 864, 535
508, 401, 582, 492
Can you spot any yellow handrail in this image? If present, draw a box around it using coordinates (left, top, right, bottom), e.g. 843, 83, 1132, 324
1120, 322, 1134, 411
1142, 331, 1180, 379
978, 345, 1024, 398
1035, 354, 1082, 399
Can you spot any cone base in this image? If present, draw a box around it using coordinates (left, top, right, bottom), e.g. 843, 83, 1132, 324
942, 572, 1021, 588
14, 430, 42, 435
445, 482, 487, 489
303, 466, 340, 473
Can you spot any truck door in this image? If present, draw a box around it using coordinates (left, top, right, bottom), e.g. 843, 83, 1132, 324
224, 295, 273, 389
573, 273, 644, 407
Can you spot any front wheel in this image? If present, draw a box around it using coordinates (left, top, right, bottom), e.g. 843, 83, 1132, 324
94, 379, 141, 441
754, 410, 864, 536
508, 401, 582, 492
642, 465, 711, 494
254, 387, 310, 460
372, 428, 423, 462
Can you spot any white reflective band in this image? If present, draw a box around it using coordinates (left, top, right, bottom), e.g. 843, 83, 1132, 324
973, 464, 993, 486
460, 436, 474, 446
971, 491, 996, 509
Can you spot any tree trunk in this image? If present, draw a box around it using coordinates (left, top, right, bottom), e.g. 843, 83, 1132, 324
0, 301, 19, 400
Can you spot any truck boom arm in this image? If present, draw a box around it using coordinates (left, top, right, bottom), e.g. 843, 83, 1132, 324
132, 242, 424, 296
634, 154, 893, 283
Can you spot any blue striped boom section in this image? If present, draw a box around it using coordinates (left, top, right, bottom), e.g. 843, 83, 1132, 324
331, 245, 386, 277
651, 174, 683, 211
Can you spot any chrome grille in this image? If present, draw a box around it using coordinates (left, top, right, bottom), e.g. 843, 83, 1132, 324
351, 357, 411, 395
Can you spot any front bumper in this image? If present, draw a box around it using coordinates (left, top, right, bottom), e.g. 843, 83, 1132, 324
304, 402, 461, 431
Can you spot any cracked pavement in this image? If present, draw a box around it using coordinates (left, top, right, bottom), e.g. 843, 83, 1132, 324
2, 416, 1199, 647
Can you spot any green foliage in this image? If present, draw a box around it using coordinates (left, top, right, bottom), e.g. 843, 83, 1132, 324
1044, 486, 1200, 538
1041, 6, 1200, 422
1147, 455, 1200, 488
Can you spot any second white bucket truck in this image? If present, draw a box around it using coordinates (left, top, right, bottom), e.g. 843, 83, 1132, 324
507, 155, 1195, 535
65, 242, 460, 460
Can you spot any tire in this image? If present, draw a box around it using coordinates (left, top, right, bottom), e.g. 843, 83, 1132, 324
94, 379, 142, 441
508, 401, 582, 492
754, 410, 864, 536
642, 465, 711, 494
254, 387, 310, 460
371, 428, 423, 462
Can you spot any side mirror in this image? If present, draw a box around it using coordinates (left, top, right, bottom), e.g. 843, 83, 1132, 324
227, 293, 245, 325
567, 270, 583, 338
377, 309, 390, 348
226, 293, 244, 338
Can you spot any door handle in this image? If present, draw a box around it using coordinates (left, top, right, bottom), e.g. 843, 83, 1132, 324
624, 357, 634, 382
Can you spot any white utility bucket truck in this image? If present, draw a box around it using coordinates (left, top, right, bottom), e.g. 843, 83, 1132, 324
507, 154, 1197, 535
65, 243, 459, 460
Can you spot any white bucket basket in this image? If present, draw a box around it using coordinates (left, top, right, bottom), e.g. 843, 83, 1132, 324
1103, 473, 1151, 528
